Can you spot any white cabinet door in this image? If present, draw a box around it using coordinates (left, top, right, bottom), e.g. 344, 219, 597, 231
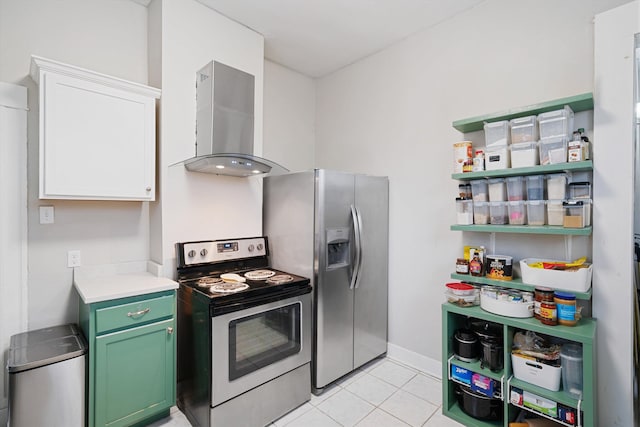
32, 56, 160, 201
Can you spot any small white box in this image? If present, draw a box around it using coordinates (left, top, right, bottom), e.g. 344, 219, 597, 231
511, 353, 561, 391
485, 145, 510, 170
520, 258, 593, 292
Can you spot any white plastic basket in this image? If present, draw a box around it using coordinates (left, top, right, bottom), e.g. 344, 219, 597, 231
519, 258, 592, 292
511, 353, 561, 391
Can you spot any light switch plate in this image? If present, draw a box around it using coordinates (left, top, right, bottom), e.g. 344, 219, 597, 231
39, 206, 54, 224
67, 250, 81, 268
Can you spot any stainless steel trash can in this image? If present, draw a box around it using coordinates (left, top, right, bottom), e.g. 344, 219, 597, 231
7, 324, 87, 427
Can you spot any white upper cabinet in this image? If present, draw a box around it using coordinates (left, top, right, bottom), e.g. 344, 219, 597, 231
30, 56, 161, 201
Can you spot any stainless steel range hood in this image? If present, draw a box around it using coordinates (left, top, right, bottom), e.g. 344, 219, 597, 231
183, 61, 288, 177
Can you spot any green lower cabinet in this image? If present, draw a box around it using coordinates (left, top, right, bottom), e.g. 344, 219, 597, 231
80, 291, 176, 427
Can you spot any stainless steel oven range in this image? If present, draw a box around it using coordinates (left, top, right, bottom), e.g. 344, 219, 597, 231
176, 236, 312, 427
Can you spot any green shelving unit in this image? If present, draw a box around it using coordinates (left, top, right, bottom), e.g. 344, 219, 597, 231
444, 95, 596, 426
452, 93, 593, 133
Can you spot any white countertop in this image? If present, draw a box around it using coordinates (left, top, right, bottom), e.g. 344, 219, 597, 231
73, 261, 178, 304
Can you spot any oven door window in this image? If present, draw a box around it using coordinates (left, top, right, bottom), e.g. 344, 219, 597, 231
229, 302, 301, 381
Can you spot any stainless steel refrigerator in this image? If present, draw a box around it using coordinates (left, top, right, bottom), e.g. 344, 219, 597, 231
263, 169, 389, 391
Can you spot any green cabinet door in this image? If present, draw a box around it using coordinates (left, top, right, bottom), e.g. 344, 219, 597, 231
94, 318, 175, 427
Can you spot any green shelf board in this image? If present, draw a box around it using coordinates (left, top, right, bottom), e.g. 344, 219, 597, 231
450, 224, 592, 236
442, 304, 596, 343
509, 378, 581, 408
452, 93, 594, 133
452, 160, 593, 180
450, 274, 592, 300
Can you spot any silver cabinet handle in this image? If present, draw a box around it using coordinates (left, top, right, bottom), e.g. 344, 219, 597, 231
127, 308, 150, 317
167, 327, 174, 334
145, 187, 152, 191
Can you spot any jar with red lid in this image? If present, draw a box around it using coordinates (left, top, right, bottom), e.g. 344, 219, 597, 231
539, 301, 557, 326
534, 287, 554, 320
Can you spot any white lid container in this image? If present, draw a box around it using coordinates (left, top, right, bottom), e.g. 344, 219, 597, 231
539, 136, 568, 165
487, 178, 506, 202
538, 105, 574, 140
510, 141, 539, 168
484, 120, 510, 146
546, 173, 567, 200
510, 115, 538, 143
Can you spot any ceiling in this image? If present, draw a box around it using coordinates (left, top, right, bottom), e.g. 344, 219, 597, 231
196, 0, 485, 78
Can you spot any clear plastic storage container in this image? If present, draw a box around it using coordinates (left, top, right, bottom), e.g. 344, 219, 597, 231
539, 136, 568, 165
510, 141, 539, 168
508, 201, 527, 225
473, 201, 490, 225
547, 200, 564, 226
563, 200, 591, 228
484, 120, 510, 146
546, 173, 567, 200
568, 182, 592, 199
506, 176, 526, 201
487, 178, 506, 201
510, 115, 538, 143
470, 179, 488, 202
526, 175, 545, 200
526, 200, 546, 225
456, 199, 474, 225
560, 343, 583, 399
489, 201, 508, 225
538, 105, 574, 140
485, 145, 510, 170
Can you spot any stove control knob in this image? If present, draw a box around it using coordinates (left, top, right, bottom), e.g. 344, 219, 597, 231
248, 244, 255, 252
257, 243, 264, 251
188, 250, 196, 258
200, 249, 208, 257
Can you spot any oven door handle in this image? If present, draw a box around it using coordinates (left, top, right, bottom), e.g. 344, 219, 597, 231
350, 205, 362, 290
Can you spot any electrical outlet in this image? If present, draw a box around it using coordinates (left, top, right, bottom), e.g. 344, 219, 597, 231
67, 250, 81, 268
39, 206, 54, 224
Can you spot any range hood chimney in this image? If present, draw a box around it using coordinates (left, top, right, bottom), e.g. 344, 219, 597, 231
183, 61, 287, 177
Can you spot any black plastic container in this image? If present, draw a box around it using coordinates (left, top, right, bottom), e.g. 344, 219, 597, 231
480, 339, 504, 372
456, 384, 503, 421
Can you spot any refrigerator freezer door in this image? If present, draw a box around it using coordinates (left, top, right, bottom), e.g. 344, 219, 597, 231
353, 175, 389, 368
314, 170, 356, 389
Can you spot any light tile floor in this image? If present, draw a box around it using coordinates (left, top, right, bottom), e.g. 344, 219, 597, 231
148, 357, 464, 427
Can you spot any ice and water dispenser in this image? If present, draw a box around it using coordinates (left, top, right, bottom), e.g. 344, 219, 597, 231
326, 228, 350, 269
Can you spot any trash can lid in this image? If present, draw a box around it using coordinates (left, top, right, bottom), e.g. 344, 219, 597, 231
9, 324, 81, 349
8, 324, 87, 373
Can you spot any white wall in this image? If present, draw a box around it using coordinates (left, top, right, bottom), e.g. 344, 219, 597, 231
0, 0, 150, 329
149, 0, 266, 272
315, 0, 629, 399
593, 2, 638, 425
263, 60, 316, 172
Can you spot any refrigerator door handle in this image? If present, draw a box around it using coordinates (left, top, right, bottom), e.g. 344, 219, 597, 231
350, 205, 362, 290
354, 206, 364, 288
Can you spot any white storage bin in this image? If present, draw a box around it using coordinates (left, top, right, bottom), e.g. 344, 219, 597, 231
511, 353, 561, 392
485, 145, 510, 170
510, 115, 538, 143
520, 258, 593, 292
538, 105, 574, 140
480, 293, 533, 318
456, 199, 474, 225
510, 141, 539, 168
539, 136, 568, 165
484, 120, 510, 146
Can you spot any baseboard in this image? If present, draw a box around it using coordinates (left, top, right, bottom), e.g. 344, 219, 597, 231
386, 343, 442, 379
